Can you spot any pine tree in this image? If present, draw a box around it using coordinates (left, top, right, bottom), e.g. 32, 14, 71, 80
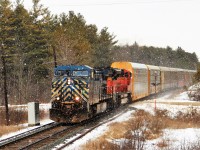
0, 0, 15, 57
93, 27, 117, 67
11, 1, 33, 103
0, 0, 14, 125
52, 11, 92, 65
27, 0, 50, 80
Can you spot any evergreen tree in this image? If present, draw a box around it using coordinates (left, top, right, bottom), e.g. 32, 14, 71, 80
194, 63, 200, 82
51, 11, 92, 65
22, 0, 50, 81
93, 27, 117, 67
111, 44, 198, 70
0, 0, 15, 104
0, 0, 14, 125
0, 0, 15, 58
11, 1, 32, 103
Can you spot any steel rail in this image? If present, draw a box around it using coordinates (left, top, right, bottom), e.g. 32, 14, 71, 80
56, 107, 131, 150
0, 122, 60, 148
18, 124, 78, 150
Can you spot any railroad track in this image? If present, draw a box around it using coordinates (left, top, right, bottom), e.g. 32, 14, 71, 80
0, 122, 65, 149
0, 122, 58, 147
54, 106, 136, 150
0, 105, 134, 150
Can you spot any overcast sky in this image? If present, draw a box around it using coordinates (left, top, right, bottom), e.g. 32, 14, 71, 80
11, 0, 200, 60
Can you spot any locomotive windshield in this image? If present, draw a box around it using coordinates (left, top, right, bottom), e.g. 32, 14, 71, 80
55, 70, 70, 76
73, 70, 89, 77
54, 70, 89, 77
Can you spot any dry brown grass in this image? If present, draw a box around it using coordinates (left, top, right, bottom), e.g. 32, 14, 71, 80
175, 107, 200, 127
82, 108, 200, 150
0, 107, 28, 125
149, 101, 200, 106
0, 125, 24, 137
156, 139, 169, 148
0, 107, 48, 136
84, 139, 120, 150
0, 107, 47, 126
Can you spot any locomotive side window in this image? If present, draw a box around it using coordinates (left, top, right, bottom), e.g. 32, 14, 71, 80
93, 70, 102, 81
94, 74, 102, 80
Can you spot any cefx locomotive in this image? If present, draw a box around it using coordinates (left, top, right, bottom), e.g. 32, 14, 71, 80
50, 65, 131, 123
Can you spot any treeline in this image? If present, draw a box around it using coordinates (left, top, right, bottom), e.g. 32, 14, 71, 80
0, 0, 116, 104
0, 0, 198, 105
112, 43, 198, 69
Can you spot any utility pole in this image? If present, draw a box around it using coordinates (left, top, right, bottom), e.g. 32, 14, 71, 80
0, 43, 9, 126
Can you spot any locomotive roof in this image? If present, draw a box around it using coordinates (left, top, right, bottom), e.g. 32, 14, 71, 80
111, 62, 148, 73
130, 62, 148, 70
55, 65, 92, 71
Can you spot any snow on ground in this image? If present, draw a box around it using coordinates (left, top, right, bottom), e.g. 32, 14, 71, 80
132, 91, 200, 118
55, 109, 136, 150
0, 103, 51, 112
1, 91, 200, 149
54, 123, 109, 150
57, 91, 200, 150
188, 82, 200, 91
39, 103, 51, 110
151, 91, 191, 102
110, 128, 200, 150
174, 91, 191, 101
144, 128, 200, 150
0, 103, 52, 141
132, 101, 200, 119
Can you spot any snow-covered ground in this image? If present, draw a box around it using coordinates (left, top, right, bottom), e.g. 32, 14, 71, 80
57, 91, 200, 150
54, 110, 136, 150
133, 91, 200, 118
144, 128, 200, 150
1, 91, 200, 150
0, 103, 52, 141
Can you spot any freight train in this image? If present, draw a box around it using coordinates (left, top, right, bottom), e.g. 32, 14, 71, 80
50, 62, 196, 123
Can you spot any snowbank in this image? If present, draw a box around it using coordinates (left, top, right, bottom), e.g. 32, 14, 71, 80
144, 128, 200, 150
188, 82, 200, 101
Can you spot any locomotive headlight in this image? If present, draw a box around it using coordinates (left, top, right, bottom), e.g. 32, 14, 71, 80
56, 97, 60, 100
74, 96, 80, 102
67, 79, 71, 85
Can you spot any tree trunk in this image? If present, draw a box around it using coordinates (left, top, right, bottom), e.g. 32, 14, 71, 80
1, 56, 9, 126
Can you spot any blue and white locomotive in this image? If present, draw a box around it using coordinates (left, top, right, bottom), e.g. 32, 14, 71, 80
50, 65, 131, 123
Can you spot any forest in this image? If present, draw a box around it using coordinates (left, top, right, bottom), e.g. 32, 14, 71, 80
0, 0, 199, 105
